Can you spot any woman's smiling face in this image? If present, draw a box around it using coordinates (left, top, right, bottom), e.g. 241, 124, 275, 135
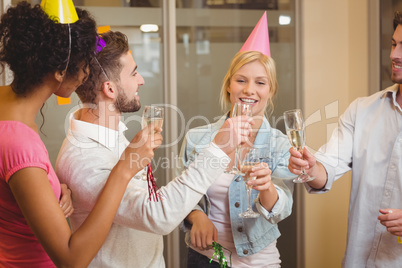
227, 60, 271, 117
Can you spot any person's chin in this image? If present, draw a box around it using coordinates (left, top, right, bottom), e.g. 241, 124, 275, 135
55, 92, 72, 98
391, 74, 402, 84
132, 102, 141, 113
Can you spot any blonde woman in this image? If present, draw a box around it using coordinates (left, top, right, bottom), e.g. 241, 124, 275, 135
180, 51, 294, 267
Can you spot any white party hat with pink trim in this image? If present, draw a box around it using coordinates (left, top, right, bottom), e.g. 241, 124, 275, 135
239, 11, 270, 57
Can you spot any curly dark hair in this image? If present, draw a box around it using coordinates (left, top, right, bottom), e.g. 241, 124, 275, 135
0, 1, 97, 96
394, 11, 402, 31
76, 31, 129, 104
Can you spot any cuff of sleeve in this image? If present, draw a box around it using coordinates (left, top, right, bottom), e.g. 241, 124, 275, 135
256, 200, 275, 220
255, 185, 286, 223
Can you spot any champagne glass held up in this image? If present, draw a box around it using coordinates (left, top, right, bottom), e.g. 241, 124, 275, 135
283, 109, 314, 183
224, 102, 253, 174
135, 106, 164, 180
142, 106, 164, 130
238, 147, 260, 218
140, 105, 164, 201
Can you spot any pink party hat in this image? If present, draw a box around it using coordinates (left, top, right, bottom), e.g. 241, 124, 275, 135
240, 11, 270, 57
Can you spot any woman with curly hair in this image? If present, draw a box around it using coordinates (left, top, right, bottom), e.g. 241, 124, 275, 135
0, 2, 161, 267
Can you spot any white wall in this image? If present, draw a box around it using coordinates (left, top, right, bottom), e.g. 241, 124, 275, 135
302, 0, 369, 267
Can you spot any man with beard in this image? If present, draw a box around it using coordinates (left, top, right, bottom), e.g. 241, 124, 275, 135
288, 12, 402, 267
55, 31, 255, 267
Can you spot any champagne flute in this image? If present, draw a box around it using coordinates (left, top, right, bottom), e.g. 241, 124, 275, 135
283, 109, 314, 183
238, 147, 260, 218
135, 105, 164, 180
141, 106, 164, 131
225, 102, 253, 174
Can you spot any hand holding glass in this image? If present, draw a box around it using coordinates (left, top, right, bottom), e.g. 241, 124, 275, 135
238, 147, 260, 218
283, 109, 314, 183
225, 102, 253, 174
135, 105, 164, 180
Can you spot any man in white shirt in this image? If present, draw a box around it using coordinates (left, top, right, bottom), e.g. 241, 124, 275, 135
288, 11, 402, 268
56, 30, 255, 267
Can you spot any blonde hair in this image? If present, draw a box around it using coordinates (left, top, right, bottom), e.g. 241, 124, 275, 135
219, 51, 278, 115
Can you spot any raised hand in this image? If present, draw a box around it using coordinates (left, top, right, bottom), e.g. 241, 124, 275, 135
288, 147, 329, 189
119, 123, 163, 177
213, 115, 253, 155
288, 147, 316, 177
246, 162, 279, 212
247, 162, 273, 191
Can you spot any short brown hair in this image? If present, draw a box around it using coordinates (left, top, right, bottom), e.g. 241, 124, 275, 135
76, 31, 129, 104
393, 11, 402, 31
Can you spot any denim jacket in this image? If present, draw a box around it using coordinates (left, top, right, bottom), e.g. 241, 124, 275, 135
179, 115, 295, 257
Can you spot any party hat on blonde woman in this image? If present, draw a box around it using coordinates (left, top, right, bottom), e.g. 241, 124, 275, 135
41, 0, 78, 23
239, 11, 270, 57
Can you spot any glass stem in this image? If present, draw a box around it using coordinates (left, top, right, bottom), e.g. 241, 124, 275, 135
247, 187, 252, 210
233, 145, 240, 171
300, 165, 307, 175
298, 147, 307, 175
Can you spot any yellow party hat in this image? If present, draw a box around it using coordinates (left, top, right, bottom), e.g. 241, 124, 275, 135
41, 0, 78, 105
41, 0, 78, 24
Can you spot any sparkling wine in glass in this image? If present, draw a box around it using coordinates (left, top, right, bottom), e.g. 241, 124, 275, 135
283, 109, 314, 183
238, 147, 260, 218
225, 102, 253, 174
142, 108, 164, 131
135, 105, 164, 180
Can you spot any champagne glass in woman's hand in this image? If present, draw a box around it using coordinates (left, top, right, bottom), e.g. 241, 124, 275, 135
238, 147, 260, 218
283, 109, 314, 183
225, 102, 253, 174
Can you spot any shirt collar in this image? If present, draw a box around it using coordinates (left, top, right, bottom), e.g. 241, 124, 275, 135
381, 84, 402, 113
69, 109, 128, 150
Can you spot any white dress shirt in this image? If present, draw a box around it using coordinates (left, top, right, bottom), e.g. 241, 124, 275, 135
55, 110, 230, 268
307, 84, 402, 267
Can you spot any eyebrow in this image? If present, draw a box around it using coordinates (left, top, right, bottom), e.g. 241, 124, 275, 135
130, 65, 138, 75
392, 37, 402, 44
233, 74, 268, 80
